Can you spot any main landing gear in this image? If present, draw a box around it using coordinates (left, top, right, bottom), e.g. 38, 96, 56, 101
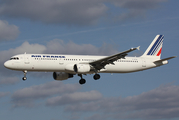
93, 74, 100, 80
22, 70, 27, 81
78, 73, 100, 85
78, 74, 86, 85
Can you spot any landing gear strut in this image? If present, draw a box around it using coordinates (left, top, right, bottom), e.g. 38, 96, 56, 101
78, 74, 86, 85
22, 70, 27, 81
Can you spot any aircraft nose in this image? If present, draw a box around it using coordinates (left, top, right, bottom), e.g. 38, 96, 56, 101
4, 61, 11, 68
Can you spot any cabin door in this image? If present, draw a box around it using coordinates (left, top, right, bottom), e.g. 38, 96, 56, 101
142, 58, 146, 67
24, 54, 30, 64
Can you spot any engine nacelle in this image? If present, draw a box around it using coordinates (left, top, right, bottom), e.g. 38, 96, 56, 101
74, 64, 91, 73
53, 72, 73, 81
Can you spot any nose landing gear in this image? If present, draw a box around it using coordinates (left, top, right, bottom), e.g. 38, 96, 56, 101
22, 70, 27, 81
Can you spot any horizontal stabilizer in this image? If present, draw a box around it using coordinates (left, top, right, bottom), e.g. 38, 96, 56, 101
154, 56, 177, 64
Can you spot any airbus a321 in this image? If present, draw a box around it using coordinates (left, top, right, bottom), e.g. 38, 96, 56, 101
4, 35, 176, 84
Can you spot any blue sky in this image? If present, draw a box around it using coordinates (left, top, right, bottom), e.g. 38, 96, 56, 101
0, 0, 179, 120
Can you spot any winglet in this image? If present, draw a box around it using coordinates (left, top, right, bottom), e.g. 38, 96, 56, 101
130, 46, 140, 51
137, 46, 140, 50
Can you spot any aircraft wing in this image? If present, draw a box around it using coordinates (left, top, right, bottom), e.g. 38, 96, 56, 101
89, 46, 140, 71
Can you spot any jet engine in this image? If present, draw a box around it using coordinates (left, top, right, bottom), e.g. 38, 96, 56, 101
74, 64, 91, 73
53, 72, 73, 81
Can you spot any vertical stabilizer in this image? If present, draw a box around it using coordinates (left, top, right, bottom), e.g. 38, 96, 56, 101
142, 35, 164, 59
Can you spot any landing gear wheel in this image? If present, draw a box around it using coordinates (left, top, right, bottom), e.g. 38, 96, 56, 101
93, 74, 100, 80
22, 77, 27, 81
79, 79, 86, 85
22, 70, 27, 81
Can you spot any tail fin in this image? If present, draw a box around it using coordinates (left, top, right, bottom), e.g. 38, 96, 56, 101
142, 35, 164, 59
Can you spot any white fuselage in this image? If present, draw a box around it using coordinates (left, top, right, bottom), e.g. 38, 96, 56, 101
4, 54, 162, 74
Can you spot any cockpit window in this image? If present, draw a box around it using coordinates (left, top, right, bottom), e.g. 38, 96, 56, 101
10, 57, 19, 60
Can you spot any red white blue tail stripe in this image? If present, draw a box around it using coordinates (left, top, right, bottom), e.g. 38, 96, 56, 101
147, 35, 164, 56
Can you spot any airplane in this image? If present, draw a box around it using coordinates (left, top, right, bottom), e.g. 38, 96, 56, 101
4, 35, 176, 84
